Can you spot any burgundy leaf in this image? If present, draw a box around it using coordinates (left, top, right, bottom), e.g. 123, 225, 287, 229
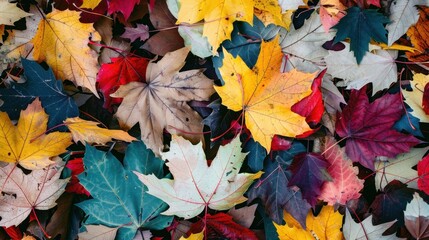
121, 24, 150, 42
423, 82, 429, 114
186, 213, 258, 240
288, 152, 331, 206
335, 86, 420, 170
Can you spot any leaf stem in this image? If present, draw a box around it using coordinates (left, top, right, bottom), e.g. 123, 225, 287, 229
32, 208, 51, 238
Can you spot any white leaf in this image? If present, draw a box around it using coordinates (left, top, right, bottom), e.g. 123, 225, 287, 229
325, 43, 397, 95
78, 225, 119, 240
278, 0, 306, 11
386, 0, 429, 46
404, 193, 429, 239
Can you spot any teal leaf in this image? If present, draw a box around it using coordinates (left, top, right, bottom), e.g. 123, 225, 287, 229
76, 142, 172, 239
0, 59, 78, 128
333, 7, 389, 64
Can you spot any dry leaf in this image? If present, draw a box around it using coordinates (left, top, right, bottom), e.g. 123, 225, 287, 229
111, 47, 214, 154
215, 37, 317, 151
64, 117, 136, 145
0, 0, 32, 26
31, 9, 101, 96
0, 98, 71, 169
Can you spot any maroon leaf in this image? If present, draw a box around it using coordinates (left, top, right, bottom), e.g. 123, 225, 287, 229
288, 152, 331, 206
369, 180, 414, 227
186, 213, 258, 240
335, 86, 420, 170
97, 55, 149, 109
107, 0, 140, 20
423, 82, 429, 114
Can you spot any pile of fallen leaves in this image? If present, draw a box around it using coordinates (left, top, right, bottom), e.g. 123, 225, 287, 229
1, 0, 429, 239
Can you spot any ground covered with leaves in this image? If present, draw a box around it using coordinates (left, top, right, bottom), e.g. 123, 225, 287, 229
1, 0, 429, 239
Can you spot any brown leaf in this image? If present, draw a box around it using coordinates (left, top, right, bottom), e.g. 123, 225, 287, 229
141, 30, 184, 56
406, 6, 429, 69
46, 193, 74, 240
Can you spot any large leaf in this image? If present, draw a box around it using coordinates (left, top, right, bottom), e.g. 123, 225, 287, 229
333, 7, 389, 63
0, 98, 71, 169
215, 37, 318, 151
111, 47, 214, 155
325, 43, 397, 94
31, 9, 101, 95
0, 159, 68, 227
274, 205, 343, 240
0, 59, 79, 128
335, 86, 420, 170
319, 137, 364, 206
247, 142, 311, 227
76, 142, 172, 239
136, 135, 261, 219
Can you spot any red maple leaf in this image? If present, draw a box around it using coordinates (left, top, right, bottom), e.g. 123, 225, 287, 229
97, 55, 149, 109
423, 82, 429, 114
418, 154, 429, 195
107, 0, 140, 20
65, 158, 90, 196
335, 86, 420, 170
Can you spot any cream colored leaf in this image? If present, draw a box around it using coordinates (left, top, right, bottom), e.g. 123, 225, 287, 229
403, 73, 429, 122
31, 9, 101, 96
111, 47, 214, 155
64, 117, 136, 145
0, 159, 68, 227
325, 42, 397, 95
79, 225, 119, 240
135, 136, 262, 219
375, 147, 429, 190
0, 0, 32, 26
404, 193, 429, 239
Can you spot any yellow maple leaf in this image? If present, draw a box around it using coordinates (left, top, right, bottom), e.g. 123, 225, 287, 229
31, 9, 101, 96
254, 0, 285, 28
214, 37, 317, 151
64, 117, 136, 145
177, 0, 254, 55
0, 98, 72, 170
403, 73, 429, 123
0, 0, 32, 26
180, 231, 204, 240
274, 206, 343, 240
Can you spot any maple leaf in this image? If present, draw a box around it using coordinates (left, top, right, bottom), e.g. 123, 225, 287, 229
107, 0, 140, 20
97, 55, 149, 108
403, 73, 429, 123
135, 135, 262, 219
0, 98, 71, 170
335, 86, 420, 170
375, 147, 428, 191
406, 6, 429, 67
215, 37, 318, 152
176, 0, 254, 55
274, 205, 344, 240
418, 154, 429, 195
404, 193, 429, 239
370, 180, 414, 227
31, 9, 101, 96
325, 42, 398, 95
121, 23, 150, 42
288, 152, 331, 206
186, 213, 258, 240
386, 0, 429, 45
0, 159, 68, 227
64, 117, 136, 144
77, 141, 172, 239
0, 59, 79, 128
0, 0, 32, 25
343, 208, 397, 240
80, 0, 103, 9
333, 7, 389, 63
65, 158, 90, 196
318, 137, 364, 206
111, 47, 214, 154
247, 142, 311, 227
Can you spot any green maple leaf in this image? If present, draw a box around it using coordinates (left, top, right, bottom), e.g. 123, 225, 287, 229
76, 142, 172, 239
333, 7, 389, 64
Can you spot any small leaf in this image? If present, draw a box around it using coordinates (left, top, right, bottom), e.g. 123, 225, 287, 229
404, 193, 429, 239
